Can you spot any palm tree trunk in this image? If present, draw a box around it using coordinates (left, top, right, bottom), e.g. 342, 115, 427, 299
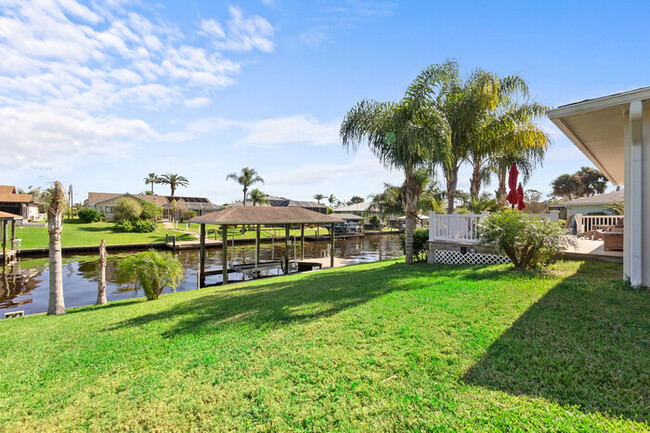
171, 184, 175, 197
469, 162, 482, 200
97, 239, 107, 305
496, 169, 507, 209
445, 167, 459, 214
150, 181, 154, 195
402, 172, 418, 265
243, 187, 248, 206
47, 182, 66, 315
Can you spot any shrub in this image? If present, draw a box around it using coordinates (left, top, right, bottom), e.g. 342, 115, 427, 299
77, 208, 100, 223
114, 219, 133, 232
140, 200, 162, 221
400, 229, 429, 262
368, 215, 381, 230
478, 210, 569, 270
114, 219, 156, 233
117, 251, 183, 300
603, 201, 624, 215
114, 197, 142, 222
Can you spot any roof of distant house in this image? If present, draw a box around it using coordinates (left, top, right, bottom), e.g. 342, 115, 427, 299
334, 213, 364, 221
0, 185, 34, 204
555, 190, 624, 207
265, 195, 326, 209
190, 206, 343, 225
87, 192, 220, 210
334, 202, 374, 213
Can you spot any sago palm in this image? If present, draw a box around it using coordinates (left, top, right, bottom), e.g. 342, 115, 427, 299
226, 168, 264, 206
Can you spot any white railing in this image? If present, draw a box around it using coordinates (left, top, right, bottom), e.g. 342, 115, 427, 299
429, 210, 561, 244
574, 214, 624, 235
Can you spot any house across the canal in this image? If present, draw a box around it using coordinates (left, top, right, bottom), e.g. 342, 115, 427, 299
0, 186, 40, 221
87, 192, 220, 221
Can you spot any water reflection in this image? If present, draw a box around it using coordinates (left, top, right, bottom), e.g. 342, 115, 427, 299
0, 235, 402, 316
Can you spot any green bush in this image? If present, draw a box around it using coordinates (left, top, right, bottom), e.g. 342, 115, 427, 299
478, 210, 569, 270
114, 219, 156, 233
368, 215, 381, 230
399, 229, 429, 262
77, 208, 100, 223
114, 197, 142, 222
140, 200, 162, 221
117, 251, 183, 300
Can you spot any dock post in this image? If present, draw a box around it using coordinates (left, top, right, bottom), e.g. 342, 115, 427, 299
2, 221, 6, 263
198, 223, 206, 289
330, 223, 335, 268
300, 223, 305, 260
221, 224, 228, 284
10, 220, 15, 250
172, 234, 176, 252
165, 233, 168, 243
256, 224, 260, 268
284, 224, 290, 274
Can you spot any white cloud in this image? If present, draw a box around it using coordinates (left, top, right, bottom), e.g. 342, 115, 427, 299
0, 1, 275, 169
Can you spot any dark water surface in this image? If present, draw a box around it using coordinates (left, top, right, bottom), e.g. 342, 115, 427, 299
0, 235, 402, 316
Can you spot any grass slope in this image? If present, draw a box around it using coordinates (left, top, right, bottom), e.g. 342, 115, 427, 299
14, 220, 195, 249
0, 260, 647, 431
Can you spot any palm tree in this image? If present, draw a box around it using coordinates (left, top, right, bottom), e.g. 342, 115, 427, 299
466, 75, 549, 200
117, 251, 183, 301
226, 167, 264, 206
313, 193, 325, 204
248, 188, 269, 206
47, 181, 67, 315
158, 173, 189, 197
144, 173, 159, 195
326, 194, 338, 208
340, 64, 449, 264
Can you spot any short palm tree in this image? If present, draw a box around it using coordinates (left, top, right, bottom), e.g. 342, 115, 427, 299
326, 194, 337, 208
226, 168, 264, 206
144, 173, 159, 195
248, 189, 269, 206
340, 64, 450, 264
46, 181, 67, 315
158, 173, 189, 197
117, 251, 183, 301
313, 193, 325, 204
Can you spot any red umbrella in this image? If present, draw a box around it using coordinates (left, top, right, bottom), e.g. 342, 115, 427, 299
517, 183, 526, 210
506, 164, 519, 206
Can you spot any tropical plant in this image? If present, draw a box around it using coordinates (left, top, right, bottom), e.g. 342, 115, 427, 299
340, 63, 450, 264
144, 173, 159, 195
115, 219, 157, 233
466, 75, 549, 200
399, 229, 429, 262
478, 210, 568, 270
117, 251, 183, 300
158, 173, 189, 197
603, 202, 624, 215
248, 188, 269, 206
326, 194, 338, 208
140, 200, 162, 221
313, 193, 325, 204
368, 215, 381, 230
226, 167, 264, 206
469, 193, 499, 213
77, 208, 101, 223
113, 197, 142, 222
46, 181, 67, 315
347, 196, 364, 205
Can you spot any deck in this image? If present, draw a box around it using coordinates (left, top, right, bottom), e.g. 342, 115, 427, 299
561, 238, 623, 263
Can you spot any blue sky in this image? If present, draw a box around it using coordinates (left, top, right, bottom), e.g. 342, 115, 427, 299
1, 0, 649, 205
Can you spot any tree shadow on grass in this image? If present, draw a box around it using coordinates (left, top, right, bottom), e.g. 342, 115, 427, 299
463, 261, 650, 423
104, 261, 426, 338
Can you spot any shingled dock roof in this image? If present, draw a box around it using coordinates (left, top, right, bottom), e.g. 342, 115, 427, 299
0, 211, 22, 220
189, 206, 343, 225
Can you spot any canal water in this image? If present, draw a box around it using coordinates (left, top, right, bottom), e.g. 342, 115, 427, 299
0, 234, 402, 316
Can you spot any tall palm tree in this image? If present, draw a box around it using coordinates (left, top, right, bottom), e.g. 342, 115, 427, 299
326, 194, 338, 208
158, 173, 189, 197
226, 167, 264, 206
340, 64, 449, 264
466, 75, 549, 200
47, 181, 67, 315
313, 193, 325, 204
144, 173, 159, 195
248, 188, 269, 206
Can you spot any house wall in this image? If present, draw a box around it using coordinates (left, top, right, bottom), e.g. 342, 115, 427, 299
93, 197, 124, 221
565, 204, 615, 216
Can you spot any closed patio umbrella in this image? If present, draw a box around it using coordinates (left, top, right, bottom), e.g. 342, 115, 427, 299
506, 164, 519, 207
517, 183, 526, 210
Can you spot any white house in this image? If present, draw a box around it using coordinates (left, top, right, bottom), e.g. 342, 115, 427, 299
548, 87, 650, 287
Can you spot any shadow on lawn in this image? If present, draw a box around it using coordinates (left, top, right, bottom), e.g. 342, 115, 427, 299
463, 261, 650, 423
105, 261, 422, 337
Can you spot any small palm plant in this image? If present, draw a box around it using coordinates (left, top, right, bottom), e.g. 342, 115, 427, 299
248, 188, 269, 206
117, 251, 184, 300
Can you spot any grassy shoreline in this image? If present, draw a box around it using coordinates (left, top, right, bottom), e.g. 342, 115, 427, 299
0, 259, 646, 430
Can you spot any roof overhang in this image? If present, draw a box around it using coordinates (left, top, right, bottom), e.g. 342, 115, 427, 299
548, 86, 650, 186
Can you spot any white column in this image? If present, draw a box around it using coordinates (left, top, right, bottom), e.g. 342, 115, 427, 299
624, 100, 645, 286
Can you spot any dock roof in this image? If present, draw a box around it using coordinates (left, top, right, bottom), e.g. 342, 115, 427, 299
189, 206, 343, 225
0, 211, 23, 220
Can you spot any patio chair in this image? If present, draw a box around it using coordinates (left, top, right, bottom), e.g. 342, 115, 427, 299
596, 219, 624, 251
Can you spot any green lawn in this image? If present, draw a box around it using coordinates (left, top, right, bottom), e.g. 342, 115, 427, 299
14, 220, 195, 249
0, 260, 647, 431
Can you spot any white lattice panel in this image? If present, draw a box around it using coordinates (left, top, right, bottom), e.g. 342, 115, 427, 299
434, 250, 511, 265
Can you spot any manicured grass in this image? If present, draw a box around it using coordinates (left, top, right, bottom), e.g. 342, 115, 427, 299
14, 220, 195, 249
0, 260, 647, 431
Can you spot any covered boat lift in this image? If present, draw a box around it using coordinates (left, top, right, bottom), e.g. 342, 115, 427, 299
189, 206, 343, 287
0, 211, 22, 264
